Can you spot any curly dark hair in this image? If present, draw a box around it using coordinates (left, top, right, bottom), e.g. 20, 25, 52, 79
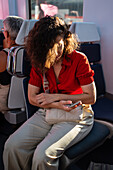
25, 16, 78, 71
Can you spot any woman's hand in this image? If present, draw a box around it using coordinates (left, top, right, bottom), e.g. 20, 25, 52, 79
38, 100, 74, 111
36, 93, 59, 105
52, 100, 74, 112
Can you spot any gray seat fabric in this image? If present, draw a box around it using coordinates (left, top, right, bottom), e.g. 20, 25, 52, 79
5, 19, 38, 124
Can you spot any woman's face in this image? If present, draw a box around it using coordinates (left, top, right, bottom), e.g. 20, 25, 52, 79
55, 35, 64, 62
45, 35, 65, 69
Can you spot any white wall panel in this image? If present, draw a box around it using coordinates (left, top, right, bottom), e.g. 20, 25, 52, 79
83, 0, 113, 94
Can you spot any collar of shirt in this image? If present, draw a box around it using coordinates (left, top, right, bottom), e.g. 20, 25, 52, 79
62, 53, 72, 66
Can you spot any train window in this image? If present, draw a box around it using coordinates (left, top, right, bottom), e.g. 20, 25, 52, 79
29, 0, 83, 24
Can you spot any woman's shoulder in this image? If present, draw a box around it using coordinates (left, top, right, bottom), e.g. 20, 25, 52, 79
69, 50, 87, 62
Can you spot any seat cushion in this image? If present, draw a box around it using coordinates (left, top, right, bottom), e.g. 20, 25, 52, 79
64, 121, 110, 159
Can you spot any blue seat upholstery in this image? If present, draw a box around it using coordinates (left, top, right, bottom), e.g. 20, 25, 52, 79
23, 77, 38, 119
64, 121, 110, 159
59, 122, 110, 170
93, 97, 113, 122
91, 64, 105, 97
80, 44, 113, 123
79, 43, 101, 63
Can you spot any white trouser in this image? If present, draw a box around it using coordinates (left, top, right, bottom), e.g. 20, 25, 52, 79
3, 109, 94, 170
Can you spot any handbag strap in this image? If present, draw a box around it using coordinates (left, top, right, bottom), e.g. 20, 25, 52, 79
43, 73, 49, 93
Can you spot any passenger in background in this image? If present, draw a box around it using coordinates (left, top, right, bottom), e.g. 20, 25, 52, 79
0, 32, 6, 51
0, 16, 24, 114
3, 16, 96, 170
0, 16, 23, 170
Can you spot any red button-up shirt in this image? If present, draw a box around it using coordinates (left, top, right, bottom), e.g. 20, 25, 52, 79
29, 50, 94, 95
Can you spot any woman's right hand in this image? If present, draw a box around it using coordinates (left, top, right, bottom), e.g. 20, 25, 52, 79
53, 100, 74, 112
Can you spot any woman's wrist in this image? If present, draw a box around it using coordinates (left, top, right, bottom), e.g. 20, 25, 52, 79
54, 94, 61, 102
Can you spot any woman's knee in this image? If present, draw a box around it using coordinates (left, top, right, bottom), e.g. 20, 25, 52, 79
32, 145, 60, 168
4, 134, 21, 153
32, 146, 46, 166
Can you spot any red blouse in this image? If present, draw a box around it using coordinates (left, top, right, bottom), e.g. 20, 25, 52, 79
29, 50, 94, 95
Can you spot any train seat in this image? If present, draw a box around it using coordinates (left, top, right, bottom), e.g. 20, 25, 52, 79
60, 121, 110, 170
70, 21, 100, 43
5, 19, 38, 124
16, 19, 38, 45
70, 21, 113, 130
58, 22, 113, 170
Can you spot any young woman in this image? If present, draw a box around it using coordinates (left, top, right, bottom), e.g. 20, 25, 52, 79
3, 16, 96, 170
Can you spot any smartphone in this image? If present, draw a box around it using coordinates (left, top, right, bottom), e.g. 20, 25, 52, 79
66, 101, 82, 108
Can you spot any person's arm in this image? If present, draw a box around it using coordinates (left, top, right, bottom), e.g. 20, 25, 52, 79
28, 84, 73, 111
3, 39, 8, 48
0, 51, 7, 72
34, 81, 96, 106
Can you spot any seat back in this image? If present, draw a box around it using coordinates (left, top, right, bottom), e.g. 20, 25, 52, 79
23, 77, 38, 119
69, 22, 100, 43
70, 22, 106, 98
79, 43, 106, 97
5, 19, 38, 124
70, 22, 113, 125
14, 19, 39, 119
16, 19, 38, 45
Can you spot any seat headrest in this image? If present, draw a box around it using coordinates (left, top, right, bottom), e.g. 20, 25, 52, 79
69, 22, 100, 43
16, 19, 38, 45
79, 43, 101, 63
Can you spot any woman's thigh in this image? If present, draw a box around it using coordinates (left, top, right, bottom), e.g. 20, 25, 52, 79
33, 119, 93, 161
5, 109, 52, 149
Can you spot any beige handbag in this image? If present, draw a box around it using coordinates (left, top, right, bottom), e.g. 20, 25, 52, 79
45, 104, 94, 124
45, 105, 82, 124
43, 74, 94, 124
0, 84, 10, 113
